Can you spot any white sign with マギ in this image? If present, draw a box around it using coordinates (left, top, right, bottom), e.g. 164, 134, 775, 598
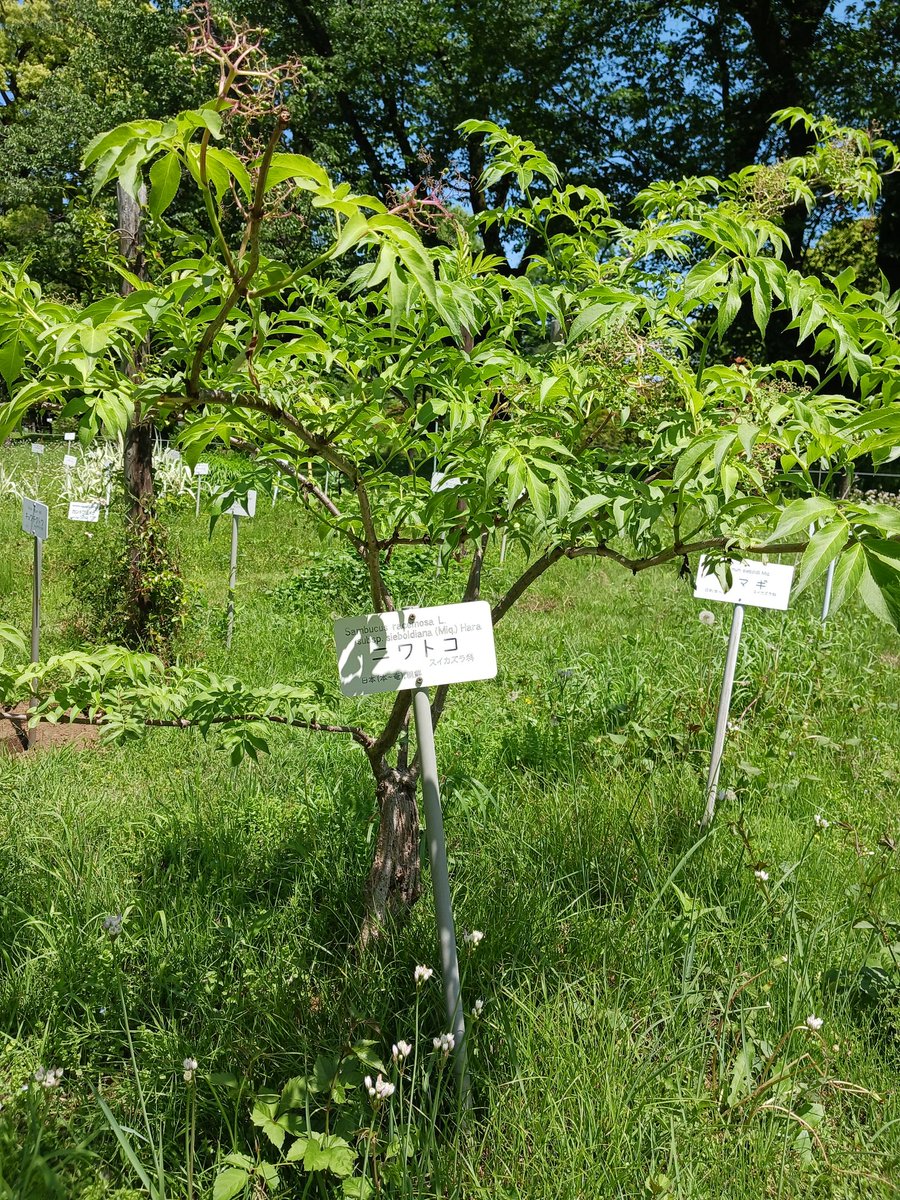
334, 600, 497, 697
22, 498, 49, 541
694, 555, 794, 611
68, 500, 101, 523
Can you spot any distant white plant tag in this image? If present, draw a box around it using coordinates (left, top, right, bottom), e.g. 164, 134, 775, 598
68, 500, 101, 523
31, 443, 44, 455
226, 489, 256, 518
165, 448, 182, 461
334, 600, 497, 697
22, 498, 49, 541
194, 462, 210, 476
431, 471, 463, 493
63, 432, 76, 442
694, 555, 794, 611
63, 454, 77, 468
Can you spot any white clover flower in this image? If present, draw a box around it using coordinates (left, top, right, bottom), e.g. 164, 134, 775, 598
414, 965, 434, 986
699, 610, 716, 626
805, 1014, 824, 1032
182, 1056, 198, 1083
463, 929, 484, 948
432, 1032, 456, 1056
814, 814, 830, 829
392, 1040, 412, 1063
34, 1066, 63, 1088
754, 869, 769, 882
102, 913, 123, 940
472, 998, 485, 1018
365, 1073, 395, 1101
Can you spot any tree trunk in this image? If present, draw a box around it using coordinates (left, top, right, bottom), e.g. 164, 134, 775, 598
360, 762, 422, 946
877, 171, 900, 295
118, 182, 155, 526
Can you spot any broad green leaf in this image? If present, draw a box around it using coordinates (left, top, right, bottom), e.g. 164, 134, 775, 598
717, 276, 741, 340
212, 1167, 249, 1200
859, 552, 900, 632
768, 497, 835, 544
568, 494, 611, 524
828, 541, 864, 615
148, 152, 181, 219
794, 519, 849, 594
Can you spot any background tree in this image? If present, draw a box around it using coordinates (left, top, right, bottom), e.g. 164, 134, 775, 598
1, 65, 898, 934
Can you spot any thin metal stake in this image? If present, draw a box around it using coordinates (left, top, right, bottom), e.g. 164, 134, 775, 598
412, 686, 471, 1104
29, 535, 43, 749
500, 532, 508, 564
821, 558, 835, 622
195, 476, 203, 518
226, 513, 239, 650
701, 602, 744, 828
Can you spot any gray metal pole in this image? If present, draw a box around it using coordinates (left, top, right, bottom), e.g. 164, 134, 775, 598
29, 536, 42, 749
226, 514, 239, 650
701, 603, 744, 828
412, 687, 471, 1104
195, 476, 202, 518
821, 558, 835, 622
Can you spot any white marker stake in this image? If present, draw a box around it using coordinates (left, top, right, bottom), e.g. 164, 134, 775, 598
413, 685, 471, 1104
702, 603, 744, 828
500, 532, 508, 564
225, 490, 256, 649
104, 462, 114, 521
22, 498, 49, 749
335, 600, 495, 1098
194, 462, 209, 518
694, 555, 795, 828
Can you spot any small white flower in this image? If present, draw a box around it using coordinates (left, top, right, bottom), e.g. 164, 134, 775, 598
182, 1056, 198, 1083
102, 913, 123, 940
392, 1040, 412, 1063
699, 610, 716, 626
365, 1073, 394, 1101
414, 965, 434, 986
726, 720, 742, 734
472, 998, 485, 1018
463, 929, 484, 948
805, 1014, 824, 1032
432, 1032, 456, 1056
34, 1066, 63, 1088
814, 814, 829, 829
754, 869, 769, 882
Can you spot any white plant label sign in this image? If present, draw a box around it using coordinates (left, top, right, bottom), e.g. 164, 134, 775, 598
31, 443, 44, 455
68, 500, 101, 523
165, 448, 182, 461
226, 489, 257, 518
431, 470, 463, 493
694, 555, 794, 611
335, 600, 497, 697
22, 498, 49, 541
63, 432, 76, 442
63, 454, 77, 468
194, 462, 210, 476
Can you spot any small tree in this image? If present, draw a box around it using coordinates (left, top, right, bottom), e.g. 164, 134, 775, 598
1, 49, 899, 936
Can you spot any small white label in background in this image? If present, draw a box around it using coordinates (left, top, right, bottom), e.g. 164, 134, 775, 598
63, 432, 76, 442
334, 600, 497, 697
22, 498, 49, 541
226, 489, 257, 518
31, 443, 44, 455
68, 500, 101, 523
165, 448, 182, 461
694, 555, 794, 611
431, 471, 463, 493
194, 462, 210, 476
63, 454, 77, 468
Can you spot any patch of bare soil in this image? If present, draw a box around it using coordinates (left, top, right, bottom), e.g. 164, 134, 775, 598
0, 702, 101, 756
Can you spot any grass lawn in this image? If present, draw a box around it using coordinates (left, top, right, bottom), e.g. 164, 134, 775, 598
1, 442, 899, 1198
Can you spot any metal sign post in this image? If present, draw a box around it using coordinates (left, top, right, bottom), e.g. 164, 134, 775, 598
412, 686, 471, 1102
225, 491, 256, 650
22, 498, 49, 750
334, 600, 496, 1099
821, 559, 836, 622
695, 556, 795, 828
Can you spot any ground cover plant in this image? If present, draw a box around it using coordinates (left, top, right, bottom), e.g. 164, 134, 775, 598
1, 460, 900, 1197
